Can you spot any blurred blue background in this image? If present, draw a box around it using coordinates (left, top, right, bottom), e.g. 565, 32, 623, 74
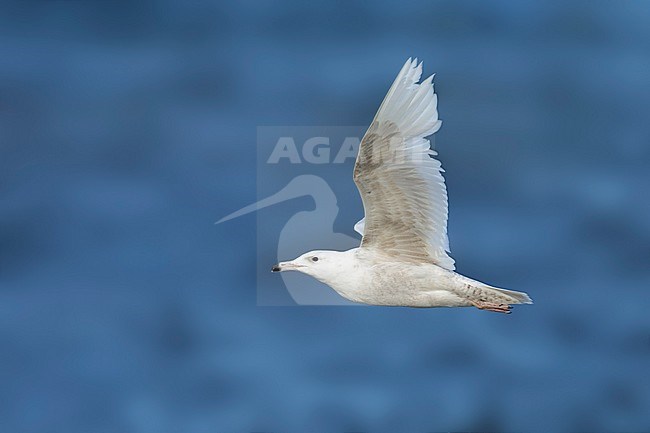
2, 1, 650, 431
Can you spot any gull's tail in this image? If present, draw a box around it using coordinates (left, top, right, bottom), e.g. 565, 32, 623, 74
467, 282, 533, 314
457, 274, 533, 311
486, 285, 533, 305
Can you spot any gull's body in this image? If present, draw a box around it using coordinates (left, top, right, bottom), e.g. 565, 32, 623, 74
273, 58, 532, 313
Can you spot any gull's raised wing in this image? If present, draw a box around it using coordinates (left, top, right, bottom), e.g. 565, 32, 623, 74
353, 58, 455, 270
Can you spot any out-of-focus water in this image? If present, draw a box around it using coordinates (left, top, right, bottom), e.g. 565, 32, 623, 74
1, 1, 649, 431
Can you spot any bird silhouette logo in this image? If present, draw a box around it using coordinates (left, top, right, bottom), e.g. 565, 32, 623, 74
217, 174, 359, 305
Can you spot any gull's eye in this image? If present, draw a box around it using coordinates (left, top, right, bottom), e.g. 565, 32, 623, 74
311, 256, 319, 262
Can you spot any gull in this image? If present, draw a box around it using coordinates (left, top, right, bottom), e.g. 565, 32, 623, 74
272, 58, 532, 313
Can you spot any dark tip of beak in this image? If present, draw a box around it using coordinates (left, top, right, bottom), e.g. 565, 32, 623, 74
271, 265, 281, 273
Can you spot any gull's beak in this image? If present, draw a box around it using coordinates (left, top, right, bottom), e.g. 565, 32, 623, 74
271, 261, 303, 273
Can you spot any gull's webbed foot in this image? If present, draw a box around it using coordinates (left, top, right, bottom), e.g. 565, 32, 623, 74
471, 300, 512, 314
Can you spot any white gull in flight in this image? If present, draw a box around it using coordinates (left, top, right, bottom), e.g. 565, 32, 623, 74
272, 58, 532, 313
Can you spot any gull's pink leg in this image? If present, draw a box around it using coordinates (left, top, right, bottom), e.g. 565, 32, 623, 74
472, 300, 512, 314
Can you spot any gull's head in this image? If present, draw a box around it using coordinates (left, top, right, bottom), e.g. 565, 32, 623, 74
272, 250, 346, 281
